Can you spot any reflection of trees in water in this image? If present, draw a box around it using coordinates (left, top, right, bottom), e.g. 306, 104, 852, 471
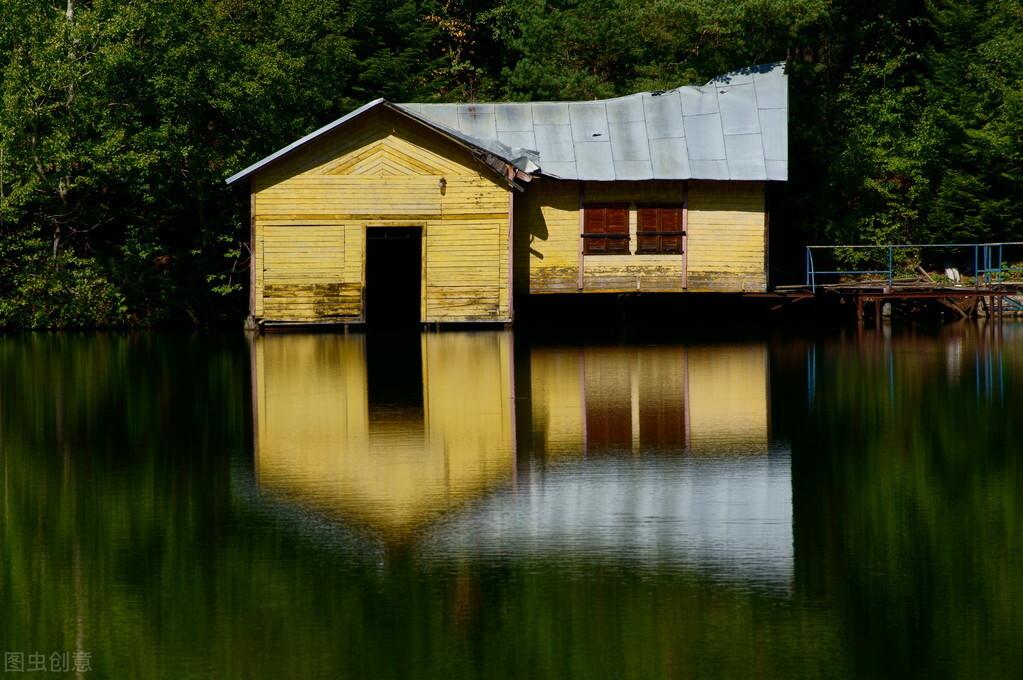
0, 334, 244, 678
787, 324, 1023, 679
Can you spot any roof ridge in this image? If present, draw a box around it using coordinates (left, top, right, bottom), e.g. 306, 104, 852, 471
226, 62, 787, 185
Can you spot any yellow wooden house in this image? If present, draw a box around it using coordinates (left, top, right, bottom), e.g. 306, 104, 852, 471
227, 63, 788, 327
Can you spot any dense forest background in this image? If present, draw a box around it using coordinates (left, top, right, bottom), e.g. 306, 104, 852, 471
1, 0, 1021, 327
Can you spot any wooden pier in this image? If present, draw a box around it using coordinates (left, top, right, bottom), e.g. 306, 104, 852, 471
758, 281, 1023, 322
753, 242, 1023, 322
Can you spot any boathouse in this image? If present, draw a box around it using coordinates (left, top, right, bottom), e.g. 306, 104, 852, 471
226, 63, 788, 326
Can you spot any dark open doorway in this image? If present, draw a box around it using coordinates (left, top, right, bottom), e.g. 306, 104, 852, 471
365, 226, 422, 328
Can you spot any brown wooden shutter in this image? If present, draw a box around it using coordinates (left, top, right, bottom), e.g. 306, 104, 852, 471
637, 205, 684, 254
584, 207, 606, 254
660, 207, 683, 253
606, 206, 629, 253
637, 207, 659, 253
584, 205, 630, 254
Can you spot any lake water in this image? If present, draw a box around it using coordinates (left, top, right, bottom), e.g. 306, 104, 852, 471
2, 324, 1022, 678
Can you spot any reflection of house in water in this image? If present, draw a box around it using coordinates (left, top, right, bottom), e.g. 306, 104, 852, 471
437, 341, 790, 588
528, 344, 770, 456
250, 332, 516, 536
250, 333, 789, 585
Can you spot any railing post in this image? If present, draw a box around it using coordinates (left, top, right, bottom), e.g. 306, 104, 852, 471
809, 249, 817, 293
805, 247, 810, 287
887, 246, 893, 290
974, 245, 979, 287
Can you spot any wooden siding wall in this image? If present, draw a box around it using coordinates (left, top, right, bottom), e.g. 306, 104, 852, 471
686, 181, 767, 292
251, 108, 511, 324
515, 179, 767, 294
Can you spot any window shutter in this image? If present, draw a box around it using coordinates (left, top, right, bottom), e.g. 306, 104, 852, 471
584, 207, 606, 253
637, 207, 659, 253
660, 207, 682, 253
607, 207, 628, 233
637, 205, 683, 254
606, 206, 629, 252
585, 207, 607, 234
583, 205, 630, 255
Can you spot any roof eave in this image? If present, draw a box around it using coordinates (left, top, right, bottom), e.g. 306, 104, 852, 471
383, 103, 528, 191
225, 98, 387, 185
224, 99, 528, 190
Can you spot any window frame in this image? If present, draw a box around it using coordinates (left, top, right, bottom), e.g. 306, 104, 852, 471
636, 204, 686, 255
581, 203, 631, 255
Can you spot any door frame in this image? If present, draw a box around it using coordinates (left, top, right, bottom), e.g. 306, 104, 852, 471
362, 221, 427, 324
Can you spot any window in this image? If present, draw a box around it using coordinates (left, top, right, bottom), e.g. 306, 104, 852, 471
637, 205, 685, 254
582, 204, 629, 254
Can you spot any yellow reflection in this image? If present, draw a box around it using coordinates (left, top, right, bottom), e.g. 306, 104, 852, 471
529, 343, 769, 456
686, 344, 769, 454
250, 332, 516, 536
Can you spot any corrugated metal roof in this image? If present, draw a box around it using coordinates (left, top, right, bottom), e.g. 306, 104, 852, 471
226, 99, 535, 186
226, 62, 787, 185
402, 62, 786, 181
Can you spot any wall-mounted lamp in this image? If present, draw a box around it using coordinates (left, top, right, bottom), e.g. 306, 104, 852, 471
438, 177, 447, 195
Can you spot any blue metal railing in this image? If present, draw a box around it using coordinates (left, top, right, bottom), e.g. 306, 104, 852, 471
805, 242, 1023, 293
1003, 296, 1023, 311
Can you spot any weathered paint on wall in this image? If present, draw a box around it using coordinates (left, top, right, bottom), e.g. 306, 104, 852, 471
251, 332, 515, 536
517, 179, 767, 295
513, 179, 580, 294
247, 110, 769, 325
687, 181, 767, 292
250, 108, 512, 324
527, 343, 768, 458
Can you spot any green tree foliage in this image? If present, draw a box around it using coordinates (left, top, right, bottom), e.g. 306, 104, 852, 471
0, 0, 443, 327
1, 0, 1022, 326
